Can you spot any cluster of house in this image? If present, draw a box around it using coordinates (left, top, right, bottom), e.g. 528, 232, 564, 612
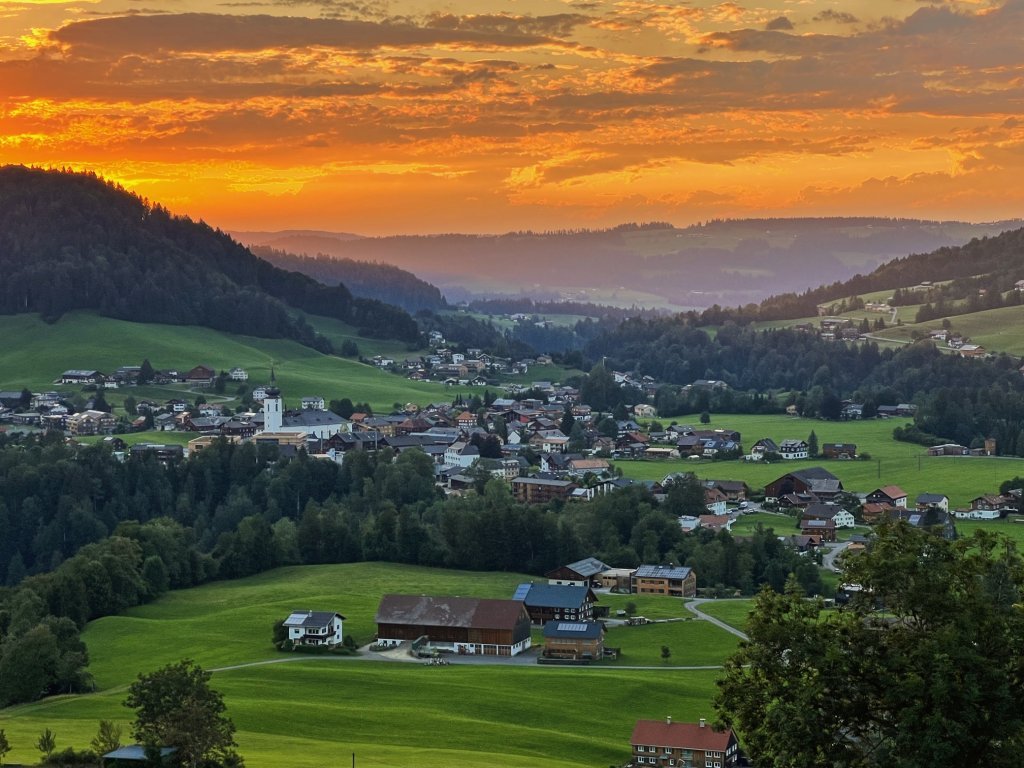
58, 364, 247, 388
755, 466, 1022, 549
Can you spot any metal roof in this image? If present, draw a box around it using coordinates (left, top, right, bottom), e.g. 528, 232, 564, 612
514, 583, 593, 609
634, 564, 693, 580
103, 746, 177, 761
542, 620, 604, 639
282, 610, 345, 628
375, 595, 527, 631
564, 557, 610, 578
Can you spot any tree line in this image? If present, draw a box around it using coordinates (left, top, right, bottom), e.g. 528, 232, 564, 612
0, 433, 819, 706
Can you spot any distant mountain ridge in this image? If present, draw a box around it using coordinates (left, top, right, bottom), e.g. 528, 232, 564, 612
236, 218, 1021, 309
0, 167, 420, 347
249, 245, 447, 312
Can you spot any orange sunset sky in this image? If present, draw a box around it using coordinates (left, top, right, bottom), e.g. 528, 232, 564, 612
1, 0, 1022, 234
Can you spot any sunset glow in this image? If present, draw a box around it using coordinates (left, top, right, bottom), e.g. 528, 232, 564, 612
1, 0, 1022, 233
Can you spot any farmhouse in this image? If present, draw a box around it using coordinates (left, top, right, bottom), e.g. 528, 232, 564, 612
60, 369, 105, 385
282, 610, 345, 647
822, 442, 857, 459
803, 502, 856, 528
229, 367, 248, 381
512, 583, 596, 625
630, 717, 740, 768
542, 621, 605, 661
631, 564, 697, 598
867, 485, 908, 508
800, 517, 837, 542
915, 493, 949, 512
375, 594, 532, 656
765, 467, 843, 502
545, 557, 610, 587
779, 439, 809, 460
511, 476, 577, 504
184, 365, 216, 386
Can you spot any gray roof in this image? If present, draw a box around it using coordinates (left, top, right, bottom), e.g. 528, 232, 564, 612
283, 410, 347, 427
542, 620, 604, 639
512, 477, 575, 488
283, 610, 345, 628
634, 564, 693, 580
103, 746, 177, 761
564, 557, 610, 578
916, 493, 948, 504
376, 594, 527, 630
513, 583, 593, 609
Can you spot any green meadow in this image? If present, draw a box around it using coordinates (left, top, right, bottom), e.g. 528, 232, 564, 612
618, 413, 1023, 508
693, 600, 756, 633
0, 563, 739, 768
0, 312, 472, 413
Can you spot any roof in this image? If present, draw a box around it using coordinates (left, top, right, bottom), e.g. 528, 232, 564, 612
513, 583, 594, 609
634, 564, 693, 580
103, 746, 177, 761
375, 595, 526, 631
630, 721, 734, 751
283, 610, 345, 628
542, 620, 604, 640
511, 477, 575, 488
563, 557, 610, 578
873, 485, 908, 499
282, 410, 347, 427
917, 493, 948, 504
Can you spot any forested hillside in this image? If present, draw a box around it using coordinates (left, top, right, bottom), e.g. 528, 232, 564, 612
0, 167, 420, 345
0, 434, 812, 706
251, 246, 447, 312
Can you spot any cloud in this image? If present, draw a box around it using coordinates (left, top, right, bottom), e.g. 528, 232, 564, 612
765, 16, 793, 30
813, 9, 859, 24
49, 13, 577, 57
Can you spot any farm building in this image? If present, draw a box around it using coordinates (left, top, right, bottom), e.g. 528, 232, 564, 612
542, 621, 605, 661
765, 467, 843, 502
512, 583, 596, 625
545, 557, 610, 587
631, 564, 697, 598
630, 717, 740, 768
375, 594, 532, 656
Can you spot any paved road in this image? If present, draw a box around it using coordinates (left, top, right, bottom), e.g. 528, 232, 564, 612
684, 599, 749, 642
822, 541, 851, 573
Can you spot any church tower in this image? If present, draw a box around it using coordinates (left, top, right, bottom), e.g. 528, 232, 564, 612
263, 367, 283, 432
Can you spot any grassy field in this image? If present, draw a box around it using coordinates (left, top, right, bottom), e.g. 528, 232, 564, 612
694, 600, 755, 633
0, 312, 471, 413
617, 413, 1023, 508
1, 563, 737, 768
871, 304, 1024, 356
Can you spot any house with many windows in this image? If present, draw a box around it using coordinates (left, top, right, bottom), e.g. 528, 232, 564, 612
541, 621, 604, 661
282, 610, 345, 647
631, 565, 697, 598
630, 717, 740, 768
512, 583, 596, 625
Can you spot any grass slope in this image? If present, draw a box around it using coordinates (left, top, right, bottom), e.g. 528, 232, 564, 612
2, 563, 736, 768
0, 312, 465, 412
617, 413, 1024, 508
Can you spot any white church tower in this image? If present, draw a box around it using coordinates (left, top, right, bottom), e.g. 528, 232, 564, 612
263, 368, 283, 432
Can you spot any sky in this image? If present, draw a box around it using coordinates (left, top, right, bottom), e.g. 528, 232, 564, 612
0, 0, 1022, 234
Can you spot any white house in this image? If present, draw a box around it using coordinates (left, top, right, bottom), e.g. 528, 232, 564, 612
251, 385, 269, 401
444, 441, 480, 468
301, 396, 326, 411
779, 439, 809, 460
282, 610, 345, 647
229, 367, 249, 381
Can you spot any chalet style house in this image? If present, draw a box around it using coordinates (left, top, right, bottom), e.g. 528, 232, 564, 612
282, 610, 345, 647
542, 620, 605, 661
375, 594, 532, 656
765, 467, 843, 502
631, 718, 740, 768
545, 557, 610, 587
512, 583, 596, 625
631, 565, 697, 598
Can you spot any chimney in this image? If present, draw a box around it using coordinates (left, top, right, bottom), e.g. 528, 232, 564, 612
666, 716, 672, 725
699, 718, 706, 728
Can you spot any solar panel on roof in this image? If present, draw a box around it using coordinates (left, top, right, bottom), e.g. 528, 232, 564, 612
512, 584, 532, 601
557, 622, 588, 632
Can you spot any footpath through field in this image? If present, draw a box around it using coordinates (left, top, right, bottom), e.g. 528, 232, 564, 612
684, 600, 749, 642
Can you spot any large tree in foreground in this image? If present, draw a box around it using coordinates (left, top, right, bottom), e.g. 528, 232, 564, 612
715, 522, 1024, 768
124, 660, 243, 768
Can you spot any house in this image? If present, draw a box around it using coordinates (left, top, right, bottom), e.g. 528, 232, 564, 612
66, 409, 117, 436
545, 557, 610, 587
228, 367, 248, 381
748, 438, 779, 461
860, 501, 895, 524
60, 369, 104, 385
630, 717, 740, 768
512, 583, 596, 625
779, 439, 809, 460
129, 443, 185, 464
915, 493, 949, 512
542, 620, 604, 661
633, 404, 657, 419
822, 442, 857, 459
867, 485, 908, 508
279, 409, 350, 440
887, 507, 957, 540
803, 502, 856, 529
927, 443, 969, 456
444, 441, 480, 468
185, 365, 216, 386
511, 476, 577, 504
282, 610, 345, 647
301, 396, 326, 411
704, 487, 728, 515
709, 480, 748, 502
765, 467, 843, 502
698, 514, 733, 532
631, 564, 697, 598
374, 594, 532, 656
954, 494, 1011, 519
800, 517, 837, 542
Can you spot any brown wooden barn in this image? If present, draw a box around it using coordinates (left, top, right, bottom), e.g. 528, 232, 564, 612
374, 594, 533, 656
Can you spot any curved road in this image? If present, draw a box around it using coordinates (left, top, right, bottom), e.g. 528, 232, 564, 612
684, 599, 749, 642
